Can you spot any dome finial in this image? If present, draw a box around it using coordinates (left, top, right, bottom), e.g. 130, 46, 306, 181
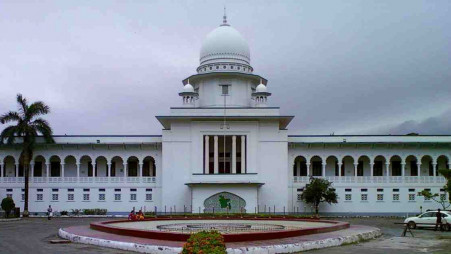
221, 6, 230, 26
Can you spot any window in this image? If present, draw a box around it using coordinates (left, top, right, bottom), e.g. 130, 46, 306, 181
115, 194, 121, 201
377, 194, 384, 201
83, 194, 90, 201
393, 194, 400, 201
345, 189, 352, 192
68, 188, 74, 192
21, 194, 25, 201
361, 189, 368, 192
130, 188, 137, 192
99, 188, 105, 192
408, 194, 415, 201
408, 188, 415, 192
52, 194, 58, 201
146, 193, 153, 201
146, 188, 152, 192
374, 161, 383, 176
37, 188, 43, 192
221, 85, 229, 95
68, 193, 74, 201
130, 194, 137, 201
345, 194, 352, 201
6, 189, 12, 192
440, 194, 446, 201
99, 194, 105, 201
297, 193, 302, 201
392, 161, 401, 176
52, 188, 58, 192
361, 194, 368, 201
37, 194, 43, 201
410, 161, 418, 176
83, 188, 90, 192
377, 189, 384, 192
393, 189, 399, 192
114, 189, 121, 192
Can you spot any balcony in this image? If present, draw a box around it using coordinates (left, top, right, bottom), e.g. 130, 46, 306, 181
0, 176, 156, 184
293, 176, 446, 184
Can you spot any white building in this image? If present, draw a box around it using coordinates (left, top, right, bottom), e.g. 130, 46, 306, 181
0, 16, 449, 215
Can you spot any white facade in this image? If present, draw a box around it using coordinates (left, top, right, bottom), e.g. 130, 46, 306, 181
0, 17, 450, 215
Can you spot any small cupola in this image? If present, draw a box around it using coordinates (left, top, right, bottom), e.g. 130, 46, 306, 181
252, 79, 271, 107
179, 79, 198, 106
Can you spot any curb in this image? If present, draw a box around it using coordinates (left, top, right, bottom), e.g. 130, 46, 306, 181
58, 227, 381, 254
0, 218, 21, 222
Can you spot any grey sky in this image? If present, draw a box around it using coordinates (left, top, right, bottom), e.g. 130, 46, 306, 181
1, 0, 450, 135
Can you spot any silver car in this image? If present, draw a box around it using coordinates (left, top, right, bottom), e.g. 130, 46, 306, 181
404, 210, 451, 231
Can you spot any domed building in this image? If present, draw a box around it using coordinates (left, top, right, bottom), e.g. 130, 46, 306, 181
0, 15, 449, 216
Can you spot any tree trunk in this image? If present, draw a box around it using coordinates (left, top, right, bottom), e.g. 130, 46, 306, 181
22, 150, 30, 217
315, 204, 319, 215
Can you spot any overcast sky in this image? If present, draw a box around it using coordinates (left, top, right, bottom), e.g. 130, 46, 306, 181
1, 1, 450, 135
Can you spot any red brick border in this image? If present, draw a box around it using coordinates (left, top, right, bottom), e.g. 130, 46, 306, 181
90, 217, 350, 242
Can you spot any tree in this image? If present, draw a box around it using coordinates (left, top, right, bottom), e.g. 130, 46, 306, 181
1, 197, 15, 218
300, 177, 338, 215
0, 94, 54, 217
438, 168, 451, 203
418, 189, 450, 210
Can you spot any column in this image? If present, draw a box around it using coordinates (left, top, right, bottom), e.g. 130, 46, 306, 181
306, 163, 311, 176
107, 163, 111, 177
322, 162, 326, 177
401, 163, 406, 177
232, 136, 237, 174
385, 163, 390, 182
338, 162, 342, 177
417, 162, 421, 177
204, 136, 210, 174
241, 135, 246, 173
1, 163, 4, 178
354, 163, 358, 177
214, 136, 219, 174
93, 163, 96, 178
124, 162, 128, 177
139, 163, 143, 177
15, 163, 19, 177
30, 163, 34, 178
432, 163, 437, 177
61, 163, 65, 178
296, 160, 301, 176
76, 163, 80, 179
370, 162, 374, 177
45, 163, 50, 182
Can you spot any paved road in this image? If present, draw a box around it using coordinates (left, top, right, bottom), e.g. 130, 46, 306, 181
0, 217, 450, 254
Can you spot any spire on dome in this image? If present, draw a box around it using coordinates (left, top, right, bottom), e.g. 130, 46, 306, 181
221, 6, 230, 26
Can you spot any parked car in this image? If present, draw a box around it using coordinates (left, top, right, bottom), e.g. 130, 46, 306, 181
404, 211, 451, 231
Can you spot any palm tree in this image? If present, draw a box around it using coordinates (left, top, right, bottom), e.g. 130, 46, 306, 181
0, 94, 54, 217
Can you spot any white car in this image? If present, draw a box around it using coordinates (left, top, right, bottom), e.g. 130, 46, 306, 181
404, 210, 451, 231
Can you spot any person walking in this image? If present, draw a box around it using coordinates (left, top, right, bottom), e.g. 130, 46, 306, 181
435, 209, 443, 231
47, 205, 53, 220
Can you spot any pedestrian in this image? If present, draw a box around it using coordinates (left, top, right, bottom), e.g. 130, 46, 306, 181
435, 208, 443, 231
47, 205, 53, 220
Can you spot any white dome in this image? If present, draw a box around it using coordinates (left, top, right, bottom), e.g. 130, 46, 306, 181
183, 83, 194, 93
199, 25, 250, 66
256, 83, 267, 93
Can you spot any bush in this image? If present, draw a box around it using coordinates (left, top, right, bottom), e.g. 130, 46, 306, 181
182, 231, 226, 254
82, 209, 107, 215
1, 197, 15, 218
60, 210, 68, 216
71, 209, 81, 216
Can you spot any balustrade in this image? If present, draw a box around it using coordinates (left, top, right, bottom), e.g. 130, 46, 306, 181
0, 176, 157, 184
293, 175, 445, 184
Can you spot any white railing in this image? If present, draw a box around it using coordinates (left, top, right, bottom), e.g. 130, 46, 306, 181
293, 176, 446, 184
0, 176, 157, 184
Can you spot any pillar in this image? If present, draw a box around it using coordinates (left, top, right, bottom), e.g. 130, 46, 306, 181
322, 162, 326, 177
93, 163, 96, 178
214, 136, 219, 174
30, 163, 34, 178
1, 163, 4, 178
306, 162, 311, 176
385, 163, 390, 177
354, 163, 358, 177
241, 135, 246, 173
401, 163, 406, 177
205, 136, 210, 174
338, 162, 342, 177
124, 162, 128, 177
232, 135, 237, 174
139, 163, 143, 177
46, 163, 50, 181
107, 163, 111, 177
61, 163, 65, 178
15, 163, 19, 177
370, 162, 374, 177
417, 162, 421, 177
432, 163, 437, 177
76, 163, 80, 179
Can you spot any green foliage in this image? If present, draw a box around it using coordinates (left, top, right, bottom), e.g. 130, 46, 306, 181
60, 210, 68, 216
418, 189, 450, 210
82, 209, 107, 215
1, 197, 15, 218
300, 177, 338, 215
71, 209, 81, 216
438, 168, 451, 202
182, 231, 226, 254
0, 94, 54, 216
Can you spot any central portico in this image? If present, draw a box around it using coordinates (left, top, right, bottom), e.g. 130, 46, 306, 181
157, 16, 292, 213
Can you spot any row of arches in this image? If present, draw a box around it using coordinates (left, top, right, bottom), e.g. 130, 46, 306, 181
293, 154, 450, 177
0, 155, 156, 178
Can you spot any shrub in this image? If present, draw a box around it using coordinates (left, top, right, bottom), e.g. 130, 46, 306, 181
60, 210, 68, 216
71, 209, 81, 216
1, 197, 15, 218
182, 230, 226, 254
82, 209, 107, 215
